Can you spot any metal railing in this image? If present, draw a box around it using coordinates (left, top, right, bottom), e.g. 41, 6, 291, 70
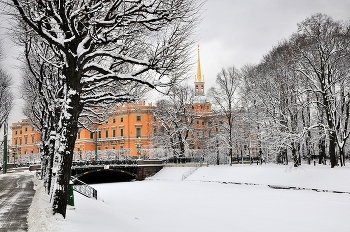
71, 177, 97, 199
182, 162, 202, 180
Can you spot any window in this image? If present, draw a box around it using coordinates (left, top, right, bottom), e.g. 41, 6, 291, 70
25, 127, 28, 132
20, 130, 22, 134
202, 121, 204, 126
120, 128, 124, 137
98, 131, 101, 138
14, 138, 17, 145
105, 130, 109, 138
136, 128, 141, 138
197, 121, 199, 125
120, 117, 124, 122
77, 132, 80, 139
113, 129, 116, 137
15, 131, 17, 135
136, 115, 141, 121
90, 132, 94, 139
24, 136, 28, 144
113, 118, 116, 123
19, 138, 22, 145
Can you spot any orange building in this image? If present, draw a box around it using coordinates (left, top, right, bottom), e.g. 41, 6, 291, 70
10, 102, 154, 162
10, 119, 41, 163
74, 101, 154, 159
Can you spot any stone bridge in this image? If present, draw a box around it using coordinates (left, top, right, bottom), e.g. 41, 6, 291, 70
71, 160, 163, 183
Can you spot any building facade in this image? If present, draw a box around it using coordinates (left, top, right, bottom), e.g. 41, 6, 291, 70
74, 101, 154, 160
10, 119, 41, 163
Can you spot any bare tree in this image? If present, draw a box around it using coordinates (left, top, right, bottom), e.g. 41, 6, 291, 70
152, 85, 197, 159
20, 33, 62, 195
290, 13, 350, 167
0, 43, 13, 128
208, 66, 241, 165
242, 41, 313, 167
8, 0, 202, 217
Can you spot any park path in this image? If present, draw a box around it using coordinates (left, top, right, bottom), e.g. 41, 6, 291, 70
0, 172, 35, 232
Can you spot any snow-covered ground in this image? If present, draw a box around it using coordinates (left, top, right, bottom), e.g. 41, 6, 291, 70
28, 164, 350, 232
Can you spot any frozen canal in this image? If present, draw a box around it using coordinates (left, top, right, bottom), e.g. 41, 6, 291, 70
30, 164, 350, 232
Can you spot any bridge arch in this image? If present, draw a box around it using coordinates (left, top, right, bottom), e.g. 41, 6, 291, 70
74, 169, 136, 184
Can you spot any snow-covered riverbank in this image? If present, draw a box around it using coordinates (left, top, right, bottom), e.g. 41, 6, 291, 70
29, 164, 350, 232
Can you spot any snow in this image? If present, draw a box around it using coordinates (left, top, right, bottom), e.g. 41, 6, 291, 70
28, 174, 64, 232
28, 164, 350, 232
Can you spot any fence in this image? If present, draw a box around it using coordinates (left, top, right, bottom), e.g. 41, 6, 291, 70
71, 177, 97, 199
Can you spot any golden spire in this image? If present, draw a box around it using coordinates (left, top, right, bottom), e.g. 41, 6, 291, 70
196, 45, 203, 82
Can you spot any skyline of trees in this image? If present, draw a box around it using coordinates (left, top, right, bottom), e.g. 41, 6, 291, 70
242, 13, 350, 168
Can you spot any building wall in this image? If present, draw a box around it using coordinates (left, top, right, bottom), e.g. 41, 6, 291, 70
10, 102, 154, 161
74, 101, 154, 159
11, 101, 256, 161
10, 119, 41, 163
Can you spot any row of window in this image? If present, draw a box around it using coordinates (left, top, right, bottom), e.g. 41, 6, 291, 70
96, 145, 124, 150
13, 135, 35, 145
111, 115, 142, 124
14, 127, 34, 135
83, 127, 142, 139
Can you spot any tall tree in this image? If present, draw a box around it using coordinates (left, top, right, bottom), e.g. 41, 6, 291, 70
208, 66, 241, 165
290, 13, 350, 167
153, 85, 197, 158
0, 43, 13, 128
9, 0, 201, 217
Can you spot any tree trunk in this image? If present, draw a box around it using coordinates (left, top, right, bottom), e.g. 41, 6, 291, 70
51, 114, 79, 218
339, 146, 345, 167
51, 55, 82, 218
284, 148, 288, 165
318, 134, 326, 164
46, 133, 56, 194
329, 130, 337, 168
291, 143, 298, 167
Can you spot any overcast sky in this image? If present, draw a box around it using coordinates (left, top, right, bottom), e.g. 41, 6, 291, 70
1, 0, 350, 127
197, 0, 350, 91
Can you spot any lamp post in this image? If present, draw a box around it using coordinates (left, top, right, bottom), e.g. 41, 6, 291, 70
216, 137, 219, 165
2, 118, 8, 174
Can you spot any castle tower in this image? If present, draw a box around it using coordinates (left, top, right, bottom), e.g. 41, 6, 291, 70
195, 45, 205, 96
